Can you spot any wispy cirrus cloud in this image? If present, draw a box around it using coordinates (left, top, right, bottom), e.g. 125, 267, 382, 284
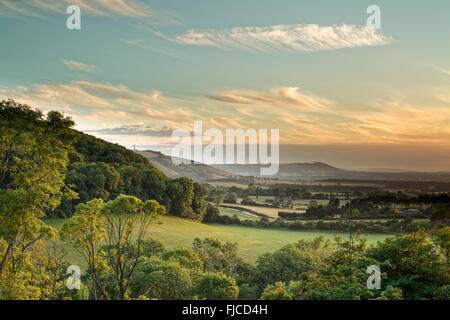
2, 81, 449, 146
207, 87, 334, 113
0, 80, 202, 129
430, 64, 450, 76
0, 0, 42, 17
341, 99, 450, 144
174, 24, 392, 53
120, 38, 183, 59
0, 0, 172, 24
88, 125, 175, 137
63, 60, 98, 73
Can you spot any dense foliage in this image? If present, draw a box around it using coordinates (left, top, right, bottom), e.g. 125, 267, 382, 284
0, 100, 76, 298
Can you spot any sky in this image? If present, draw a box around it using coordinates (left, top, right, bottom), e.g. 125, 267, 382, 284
0, 0, 449, 171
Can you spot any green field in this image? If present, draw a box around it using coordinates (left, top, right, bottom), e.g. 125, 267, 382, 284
46, 216, 392, 268
219, 207, 260, 221
207, 181, 254, 188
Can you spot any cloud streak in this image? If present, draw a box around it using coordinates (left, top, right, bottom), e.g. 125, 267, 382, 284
63, 60, 97, 73
174, 24, 392, 53
341, 99, 450, 144
0, 0, 171, 24
207, 87, 334, 113
88, 125, 175, 137
430, 64, 450, 76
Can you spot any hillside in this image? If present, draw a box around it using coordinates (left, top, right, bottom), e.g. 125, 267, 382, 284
134, 148, 450, 183
72, 131, 157, 167
137, 150, 236, 181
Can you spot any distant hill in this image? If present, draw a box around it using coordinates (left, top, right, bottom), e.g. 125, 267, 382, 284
136, 150, 236, 181
211, 162, 450, 182
135, 151, 450, 183
212, 162, 343, 180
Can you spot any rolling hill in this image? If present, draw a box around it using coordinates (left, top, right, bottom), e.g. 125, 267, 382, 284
212, 162, 450, 182
136, 150, 450, 183
137, 150, 236, 181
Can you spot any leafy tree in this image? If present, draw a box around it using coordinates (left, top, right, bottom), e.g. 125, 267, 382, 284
374, 286, 403, 300
260, 282, 291, 300
55, 162, 121, 217
333, 231, 367, 265
99, 195, 166, 299
251, 243, 320, 293
0, 100, 76, 290
139, 239, 165, 258
129, 256, 192, 300
194, 272, 239, 300
203, 203, 220, 223
430, 227, 450, 264
225, 192, 238, 204
328, 198, 340, 209
192, 183, 208, 221
0, 239, 70, 300
60, 199, 109, 300
161, 247, 203, 271
193, 238, 239, 274
117, 165, 145, 199
365, 228, 450, 299
238, 283, 259, 300
166, 177, 194, 219
141, 168, 167, 205
212, 189, 227, 207
431, 204, 450, 223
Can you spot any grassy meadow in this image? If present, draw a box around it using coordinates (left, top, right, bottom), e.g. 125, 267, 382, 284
45, 216, 392, 268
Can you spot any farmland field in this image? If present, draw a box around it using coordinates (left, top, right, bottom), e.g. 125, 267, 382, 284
45, 216, 392, 268
219, 207, 260, 220
245, 197, 349, 210
224, 203, 299, 218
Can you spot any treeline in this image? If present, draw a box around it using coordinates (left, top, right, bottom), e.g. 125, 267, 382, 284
207, 214, 431, 234
303, 199, 397, 220
212, 184, 343, 201
350, 192, 450, 207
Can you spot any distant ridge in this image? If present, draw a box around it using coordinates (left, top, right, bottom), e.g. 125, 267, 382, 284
212, 163, 450, 182
136, 150, 236, 181
135, 150, 450, 183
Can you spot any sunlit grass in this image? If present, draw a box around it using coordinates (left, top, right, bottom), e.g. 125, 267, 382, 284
45, 216, 392, 268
